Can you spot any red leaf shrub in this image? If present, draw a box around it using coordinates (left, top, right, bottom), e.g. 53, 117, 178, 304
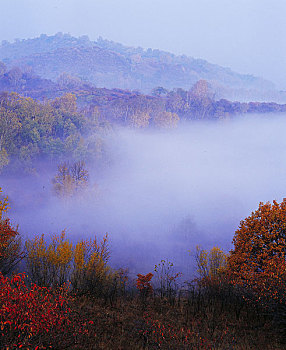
136, 273, 153, 297
0, 272, 89, 348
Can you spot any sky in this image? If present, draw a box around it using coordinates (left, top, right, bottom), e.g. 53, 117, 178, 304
0, 0, 286, 89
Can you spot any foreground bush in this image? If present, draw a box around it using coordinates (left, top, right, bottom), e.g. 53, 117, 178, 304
25, 231, 120, 299
153, 259, 182, 302
0, 187, 23, 275
0, 272, 91, 348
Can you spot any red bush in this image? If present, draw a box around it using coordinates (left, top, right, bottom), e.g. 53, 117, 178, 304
0, 272, 89, 348
136, 273, 153, 297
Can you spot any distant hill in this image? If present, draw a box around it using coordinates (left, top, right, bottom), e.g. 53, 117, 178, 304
0, 64, 285, 126
1, 33, 283, 100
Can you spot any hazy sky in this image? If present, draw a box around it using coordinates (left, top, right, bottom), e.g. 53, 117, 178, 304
1, 0, 286, 89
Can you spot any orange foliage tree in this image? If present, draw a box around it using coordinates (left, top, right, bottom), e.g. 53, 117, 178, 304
228, 200, 286, 305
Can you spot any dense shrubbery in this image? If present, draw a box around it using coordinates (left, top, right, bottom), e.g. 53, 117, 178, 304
0, 272, 93, 349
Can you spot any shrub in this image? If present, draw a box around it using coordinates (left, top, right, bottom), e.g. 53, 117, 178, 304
71, 234, 119, 299
0, 272, 88, 348
0, 187, 23, 275
25, 230, 73, 287
25, 231, 119, 298
136, 273, 154, 301
154, 259, 182, 301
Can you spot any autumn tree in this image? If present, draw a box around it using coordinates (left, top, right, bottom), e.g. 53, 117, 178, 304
25, 231, 73, 287
152, 111, 179, 128
25, 231, 117, 297
190, 80, 210, 100
195, 246, 227, 280
128, 111, 150, 128
52, 160, 89, 198
71, 233, 116, 297
0, 188, 23, 275
189, 80, 213, 119
51, 93, 77, 114
228, 200, 286, 305
57, 72, 84, 90
0, 106, 20, 154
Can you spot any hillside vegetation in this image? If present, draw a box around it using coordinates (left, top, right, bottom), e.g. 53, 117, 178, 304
0, 190, 286, 349
1, 77, 286, 175
0, 33, 280, 97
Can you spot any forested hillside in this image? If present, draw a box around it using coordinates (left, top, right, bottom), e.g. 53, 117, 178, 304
0, 33, 280, 98
1, 81, 286, 175
0, 92, 109, 174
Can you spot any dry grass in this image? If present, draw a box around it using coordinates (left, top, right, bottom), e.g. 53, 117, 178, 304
49, 289, 283, 350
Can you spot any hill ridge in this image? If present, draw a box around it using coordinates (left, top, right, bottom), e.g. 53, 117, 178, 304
0, 33, 275, 94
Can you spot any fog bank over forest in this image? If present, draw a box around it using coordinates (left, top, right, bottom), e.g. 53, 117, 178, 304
2, 114, 286, 276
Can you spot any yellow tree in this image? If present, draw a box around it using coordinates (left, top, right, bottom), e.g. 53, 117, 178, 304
195, 246, 227, 280
25, 231, 73, 287
25, 231, 116, 295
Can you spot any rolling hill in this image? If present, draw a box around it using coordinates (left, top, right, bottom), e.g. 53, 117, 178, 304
0, 33, 281, 100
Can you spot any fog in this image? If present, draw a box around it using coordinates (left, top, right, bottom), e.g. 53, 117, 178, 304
2, 114, 286, 278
